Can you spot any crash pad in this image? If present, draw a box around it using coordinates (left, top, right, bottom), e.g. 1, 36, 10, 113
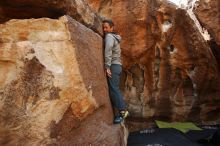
155, 120, 202, 133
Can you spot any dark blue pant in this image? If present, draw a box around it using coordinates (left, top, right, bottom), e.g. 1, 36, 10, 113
107, 64, 126, 110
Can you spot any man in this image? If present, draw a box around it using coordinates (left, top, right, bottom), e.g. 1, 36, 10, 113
102, 19, 129, 124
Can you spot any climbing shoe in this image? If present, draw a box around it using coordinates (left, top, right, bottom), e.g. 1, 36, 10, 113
113, 116, 123, 124
120, 110, 129, 119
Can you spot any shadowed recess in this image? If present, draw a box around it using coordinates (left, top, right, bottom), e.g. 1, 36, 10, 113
0, 1, 65, 23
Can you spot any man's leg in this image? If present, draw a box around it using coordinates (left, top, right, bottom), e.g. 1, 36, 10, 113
108, 64, 126, 110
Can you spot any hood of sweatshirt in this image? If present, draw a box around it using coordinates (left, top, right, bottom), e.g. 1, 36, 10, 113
111, 33, 121, 43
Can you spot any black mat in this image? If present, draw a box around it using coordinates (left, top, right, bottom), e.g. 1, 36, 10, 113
128, 127, 219, 146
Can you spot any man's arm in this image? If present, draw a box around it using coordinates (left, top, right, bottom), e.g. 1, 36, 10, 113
105, 34, 114, 68
104, 34, 114, 77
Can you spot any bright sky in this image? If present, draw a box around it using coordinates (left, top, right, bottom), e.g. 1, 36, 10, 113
168, 0, 188, 6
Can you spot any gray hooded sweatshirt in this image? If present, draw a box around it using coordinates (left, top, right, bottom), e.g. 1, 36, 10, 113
104, 33, 122, 69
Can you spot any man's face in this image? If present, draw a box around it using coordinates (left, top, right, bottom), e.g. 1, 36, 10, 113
103, 22, 113, 34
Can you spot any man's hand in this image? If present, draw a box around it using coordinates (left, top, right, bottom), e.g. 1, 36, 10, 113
106, 68, 112, 78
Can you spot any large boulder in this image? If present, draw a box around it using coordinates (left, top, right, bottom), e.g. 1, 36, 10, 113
193, 0, 220, 45
87, 0, 220, 128
0, 0, 102, 34
193, 0, 220, 74
0, 16, 127, 146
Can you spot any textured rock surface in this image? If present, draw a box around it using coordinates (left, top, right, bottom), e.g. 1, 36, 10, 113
87, 0, 112, 19
87, 0, 220, 129
193, 0, 220, 73
0, 16, 127, 145
194, 0, 220, 45
0, 0, 102, 34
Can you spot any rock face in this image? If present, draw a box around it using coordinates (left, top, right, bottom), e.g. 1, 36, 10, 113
0, 0, 219, 144
87, 0, 112, 19
193, 0, 220, 73
87, 0, 220, 128
0, 16, 127, 145
0, 0, 102, 34
194, 0, 220, 45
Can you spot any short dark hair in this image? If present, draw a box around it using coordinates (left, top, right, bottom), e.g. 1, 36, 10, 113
102, 19, 114, 27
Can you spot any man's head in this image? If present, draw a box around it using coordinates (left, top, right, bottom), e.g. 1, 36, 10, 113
102, 19, 114, 34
